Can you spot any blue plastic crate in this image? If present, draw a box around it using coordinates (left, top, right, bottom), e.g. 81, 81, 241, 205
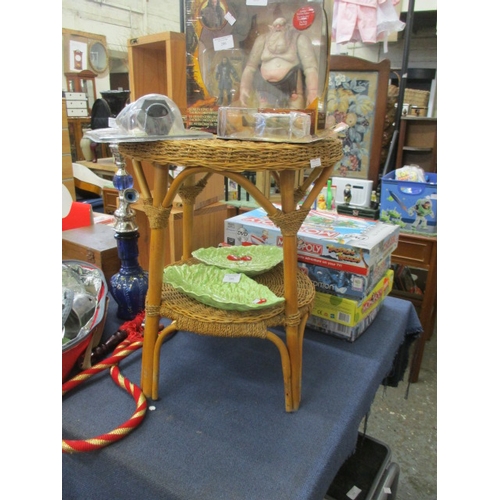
379, 171, 437, 236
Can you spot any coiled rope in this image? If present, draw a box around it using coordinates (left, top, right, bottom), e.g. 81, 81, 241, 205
62, 312, 147, 454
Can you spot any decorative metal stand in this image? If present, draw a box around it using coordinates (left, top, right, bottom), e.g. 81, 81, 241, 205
108, 143, 148, 320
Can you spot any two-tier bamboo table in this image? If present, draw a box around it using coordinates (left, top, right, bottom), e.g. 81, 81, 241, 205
119, 137, 342, 412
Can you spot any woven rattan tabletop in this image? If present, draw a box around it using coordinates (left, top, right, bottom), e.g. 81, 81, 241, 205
119, 137, 343, 173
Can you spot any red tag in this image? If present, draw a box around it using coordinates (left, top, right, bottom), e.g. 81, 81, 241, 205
293, 6, 315, 31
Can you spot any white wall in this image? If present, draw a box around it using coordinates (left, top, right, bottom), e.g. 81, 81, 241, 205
62, 0, 182, 94
61, 0, 436, 92
62, 0, 182, 56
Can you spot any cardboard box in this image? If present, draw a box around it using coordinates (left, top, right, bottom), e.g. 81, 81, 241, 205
224, 207, 399, 276
299, 252, 391, 301
379, 171, 437, 236
306, 301, 382, 341
309, 269, 394, 327
170, 168, 226, 210
102, 171, 225, 214
134, 201, 232, 270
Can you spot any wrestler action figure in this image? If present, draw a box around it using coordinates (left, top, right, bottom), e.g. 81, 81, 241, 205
239, 17, 319, 109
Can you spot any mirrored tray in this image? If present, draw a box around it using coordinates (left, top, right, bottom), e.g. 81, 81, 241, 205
192, 245, 283, 277
84, 128, 214, 144
163, 263, 284, 311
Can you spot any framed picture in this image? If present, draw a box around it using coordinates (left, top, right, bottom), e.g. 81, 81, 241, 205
326, 56, 390, 185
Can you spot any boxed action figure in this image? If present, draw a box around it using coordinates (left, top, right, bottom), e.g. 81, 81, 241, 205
224, 207, 399, 276
309, 269, 394, 328
184, 0, 330, 133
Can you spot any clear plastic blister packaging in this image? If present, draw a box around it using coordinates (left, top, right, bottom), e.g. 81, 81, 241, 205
84, 93, 214, 143
217, 107, 314, 143
184, 0, 330, 133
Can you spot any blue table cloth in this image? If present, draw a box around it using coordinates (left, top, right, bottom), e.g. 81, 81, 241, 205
62, 295, 421, 500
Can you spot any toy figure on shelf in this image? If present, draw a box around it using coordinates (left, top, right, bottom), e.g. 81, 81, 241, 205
408, 198, 434, 230
201, 0, 225, 29
344, 184, 352, 204
215, 57, 239, 105
239, 17, 319, 109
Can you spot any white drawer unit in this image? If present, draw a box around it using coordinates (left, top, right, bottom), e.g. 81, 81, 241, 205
65, 91, 88, 117
65, 92, 87, 100
67, 108, 88, 117
66, 100, 88, 109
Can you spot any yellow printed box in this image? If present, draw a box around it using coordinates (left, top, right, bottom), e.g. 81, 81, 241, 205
310, 269, 394, 327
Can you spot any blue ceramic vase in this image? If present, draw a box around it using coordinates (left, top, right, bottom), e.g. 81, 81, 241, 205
110, 230, 148, 320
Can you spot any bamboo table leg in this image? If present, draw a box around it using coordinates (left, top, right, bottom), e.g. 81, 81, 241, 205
280, 170, 301, 411
141, 165, 170, 397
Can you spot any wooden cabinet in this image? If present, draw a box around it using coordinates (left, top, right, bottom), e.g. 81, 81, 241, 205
67, 117, 109, 162
390, 233, 437, 383
396, 117, 437, 173
62, 98, 75, 199
127, 32, 187, 114
102, 188, 230, 270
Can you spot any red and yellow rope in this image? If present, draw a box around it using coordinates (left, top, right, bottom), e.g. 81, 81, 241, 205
62, 314, 148, 454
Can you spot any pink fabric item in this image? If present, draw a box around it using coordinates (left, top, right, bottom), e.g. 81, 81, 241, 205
331, 0, 404, 46
333, 1, 378, 44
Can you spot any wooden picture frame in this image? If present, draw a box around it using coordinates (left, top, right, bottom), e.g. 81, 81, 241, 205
326, 56, 390, 187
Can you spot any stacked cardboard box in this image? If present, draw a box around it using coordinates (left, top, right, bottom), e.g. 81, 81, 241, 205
224, 208, 399, 341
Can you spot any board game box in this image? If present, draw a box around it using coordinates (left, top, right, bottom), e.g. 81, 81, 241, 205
299, 252, 391, 301
309, 269, 394, 328
306, 301, 383, 342
224, 207, 399, 276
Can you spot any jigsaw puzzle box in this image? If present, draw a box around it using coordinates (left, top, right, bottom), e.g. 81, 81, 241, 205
224, 207, 399, 276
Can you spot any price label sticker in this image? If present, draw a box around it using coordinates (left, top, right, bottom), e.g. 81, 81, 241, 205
224, 12, 236, 25
213, 35, 235, 51
310, 157, 322, 168
223, 273, 241, 283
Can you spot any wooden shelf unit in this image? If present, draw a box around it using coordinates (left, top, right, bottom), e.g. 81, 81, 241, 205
396, 117, 437, 173
127, 31, 187, 114
390, 233, 437, 383
62, 98, 75, 199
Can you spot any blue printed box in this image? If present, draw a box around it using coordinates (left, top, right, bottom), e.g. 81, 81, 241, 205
298, 253, 391, 301
379, 171, 437, 236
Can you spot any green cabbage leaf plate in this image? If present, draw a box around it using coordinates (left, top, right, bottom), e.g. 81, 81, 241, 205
192, 245, 283, 277
163, 263, 284, 311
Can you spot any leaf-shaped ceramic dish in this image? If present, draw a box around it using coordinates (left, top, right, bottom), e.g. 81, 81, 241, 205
192, 245, 284, 277
163, 263, 284, 311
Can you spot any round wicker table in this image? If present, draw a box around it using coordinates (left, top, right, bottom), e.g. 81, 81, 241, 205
119, 136, 343, 412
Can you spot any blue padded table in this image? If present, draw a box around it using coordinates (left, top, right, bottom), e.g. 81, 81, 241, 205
62, 295, 421, 500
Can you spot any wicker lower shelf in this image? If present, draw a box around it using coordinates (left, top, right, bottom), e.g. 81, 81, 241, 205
160, 259, 316, 339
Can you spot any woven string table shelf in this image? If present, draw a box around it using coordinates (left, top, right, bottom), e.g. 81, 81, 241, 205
119, 137, 343, 412
160, 260, 315, 338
